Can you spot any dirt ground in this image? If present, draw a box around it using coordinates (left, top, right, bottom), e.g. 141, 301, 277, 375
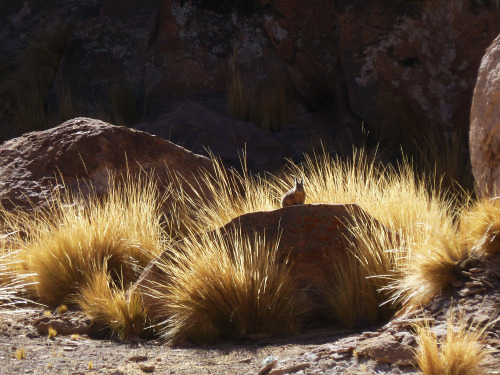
0, 306, 419, 375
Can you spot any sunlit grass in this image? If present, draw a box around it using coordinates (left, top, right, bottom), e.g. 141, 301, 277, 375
0, 146, 481, 341
151, 230, 308, 344
461, 197, 500, 257
3, 172, 167, 307
415, 311, 492, 375
180, 149, 465, 311
75, 269, 149, 339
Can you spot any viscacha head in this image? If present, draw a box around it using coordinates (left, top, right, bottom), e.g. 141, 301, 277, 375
295, 178, 304, 191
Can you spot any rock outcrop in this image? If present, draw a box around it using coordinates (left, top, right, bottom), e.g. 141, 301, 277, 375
0, 117, 213, 210
131, 203, 393, 322
470, 35, 500, 197
2, 1, 499, 171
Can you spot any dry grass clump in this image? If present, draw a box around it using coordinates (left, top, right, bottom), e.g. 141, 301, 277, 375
323, 215, 400, 328
173, 148, 467, 320
152, 230, 308, 344
227, 69, 296, 131
461, 197, 500, 257
277, 149, 464, 308
75, 270, 149, 339
0, 229, 34, 306
48, 326, 57, 339
15, 347, 26, 360
6, 173, 167, 307
415, 311, 492, 375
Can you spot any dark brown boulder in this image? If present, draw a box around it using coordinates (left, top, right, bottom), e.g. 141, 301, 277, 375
136, 99, 291, 172
0, 117, 213, 210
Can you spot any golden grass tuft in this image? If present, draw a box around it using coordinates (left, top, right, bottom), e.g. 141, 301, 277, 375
75, 269, 149, 339
323, 215, 400, 328
15, 347, 26, 360
461, 197, 500, 257
48, 326, 57, 339
415, 311, 492, 375
153, 230, 308, 344
279, 149, 464, 308
56, 304, 68, 314
169, 148, 467, 321
5, 172, 167, 307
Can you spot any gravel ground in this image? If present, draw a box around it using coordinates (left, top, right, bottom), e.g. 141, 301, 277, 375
0, 307, 420, 375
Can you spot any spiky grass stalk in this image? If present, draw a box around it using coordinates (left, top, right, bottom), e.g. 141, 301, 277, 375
152, 230, 308, 344
415, 311, 492, 375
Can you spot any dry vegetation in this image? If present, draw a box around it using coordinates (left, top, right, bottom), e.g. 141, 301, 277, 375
414, 311, 492, 375
152, 230, 308, 344
0, 145, 497, 371
226, 68, 296, 131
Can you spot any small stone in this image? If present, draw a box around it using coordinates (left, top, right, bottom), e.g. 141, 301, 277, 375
331, 352, 351, 360
355, 332, 416, 366
139, 364, 155, 373
258, 360, 278, 375
461, 287, 487, 296
239, 357, 252, 363
268, 363, 310, 375
482, 279, 495, 288
469, 268, 484, 273
130, 356, 148, 362
466, 281, 486, 288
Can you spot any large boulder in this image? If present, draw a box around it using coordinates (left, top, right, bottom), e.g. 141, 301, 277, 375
470, 35, 500, 197
135, 99, 290, 172
0, 117, 213, 210
131, 203, 393, 321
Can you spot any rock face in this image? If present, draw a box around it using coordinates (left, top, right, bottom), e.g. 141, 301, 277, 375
131, 203, 390, 321
0, 117, 213, 210
470, 35, 500, 197
334, 1, 500, 136
2, 1, 499, 167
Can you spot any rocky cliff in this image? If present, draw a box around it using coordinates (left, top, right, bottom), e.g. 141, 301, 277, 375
2, 1, 500, 173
